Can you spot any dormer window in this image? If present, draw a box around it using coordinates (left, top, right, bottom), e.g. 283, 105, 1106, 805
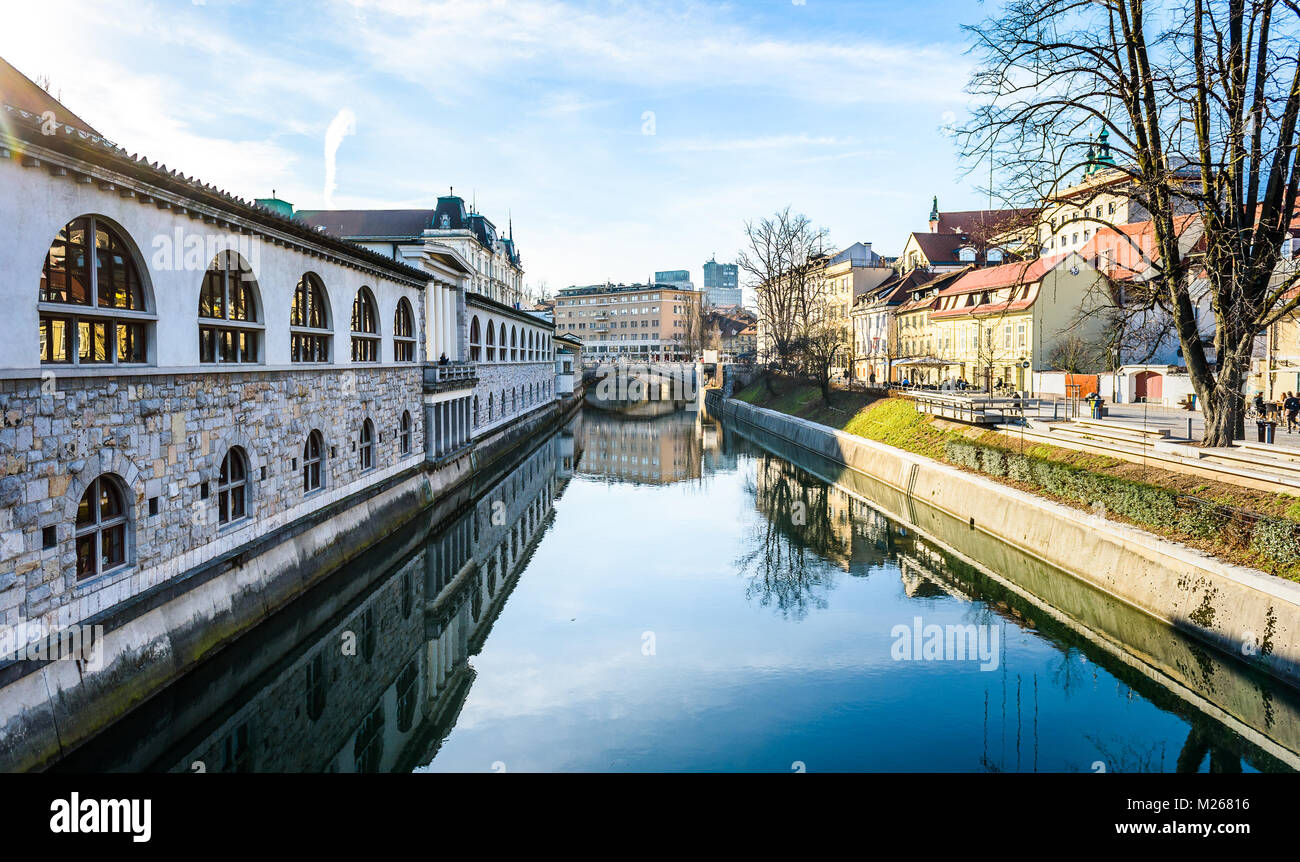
987, 248, 1004, 263
958, 247, 976, 263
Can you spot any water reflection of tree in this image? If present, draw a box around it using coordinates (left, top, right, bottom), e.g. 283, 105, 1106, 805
1068, 735, 1169, 773
736, 454, 843, 620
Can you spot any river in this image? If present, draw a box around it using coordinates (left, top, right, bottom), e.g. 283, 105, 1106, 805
49, 407, 1300, 772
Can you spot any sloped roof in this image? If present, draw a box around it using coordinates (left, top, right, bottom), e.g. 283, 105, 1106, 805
855, 268, 931, 309
1074, 215, 1201, 282
931, 282, 1042, 319
940, 253, 1069, 296
297, 209, 431, 239
0, 56, 99, 136
934, 207, 1039, 237
896, 267, 970, 313
432, 195, 469, 230
908, 231, 1022, 268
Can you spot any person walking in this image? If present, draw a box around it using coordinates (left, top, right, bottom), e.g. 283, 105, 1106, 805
1286, 392, 1300, 433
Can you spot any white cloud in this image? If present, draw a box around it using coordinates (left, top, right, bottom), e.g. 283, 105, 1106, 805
333, 0, 969, 106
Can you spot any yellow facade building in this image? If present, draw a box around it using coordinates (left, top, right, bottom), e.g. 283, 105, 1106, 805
925, 253, 1111, 392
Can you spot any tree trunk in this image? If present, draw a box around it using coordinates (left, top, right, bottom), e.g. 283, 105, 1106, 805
1199, 351, 1247, 448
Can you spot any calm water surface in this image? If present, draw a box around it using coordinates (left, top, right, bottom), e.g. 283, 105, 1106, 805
55, 408, 1300, 772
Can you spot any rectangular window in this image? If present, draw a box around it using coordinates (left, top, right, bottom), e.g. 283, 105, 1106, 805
39, 316, 72, 363
79, 320, 111, 363
117, 322, 146, 363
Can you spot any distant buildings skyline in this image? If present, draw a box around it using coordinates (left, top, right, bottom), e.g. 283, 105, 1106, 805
703, 256, 741, 307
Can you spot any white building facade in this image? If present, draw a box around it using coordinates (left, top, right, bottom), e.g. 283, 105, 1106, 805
0, 85, 431, 637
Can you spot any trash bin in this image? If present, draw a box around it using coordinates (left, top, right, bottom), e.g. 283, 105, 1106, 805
1085, 394, 1103, 419
1258, 420, 1278, 444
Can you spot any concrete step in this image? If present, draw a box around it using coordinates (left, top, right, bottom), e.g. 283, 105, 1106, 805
1070, 417, 1171, 438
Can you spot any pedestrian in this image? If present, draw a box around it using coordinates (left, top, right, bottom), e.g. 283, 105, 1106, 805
438, 352, 449, 365
1286, 392, 1300, 433
1254, 392, 1266, 416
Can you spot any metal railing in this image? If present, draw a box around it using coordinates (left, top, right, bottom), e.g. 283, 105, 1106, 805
908, 391, 1036, 426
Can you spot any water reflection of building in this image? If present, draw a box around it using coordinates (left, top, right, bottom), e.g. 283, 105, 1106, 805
53, 421, 572, 773
577, 410, 701, 485
700, 417, 740, 474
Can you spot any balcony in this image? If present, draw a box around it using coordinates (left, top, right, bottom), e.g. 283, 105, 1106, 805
423, 361, 478, 393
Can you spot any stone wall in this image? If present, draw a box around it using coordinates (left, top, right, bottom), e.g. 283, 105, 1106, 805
471, 360, 557, 436
0, 366, 424, 633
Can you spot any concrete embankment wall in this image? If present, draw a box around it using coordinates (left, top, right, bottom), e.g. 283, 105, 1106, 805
708, 391, 1300, 691
0, 391, 584, 772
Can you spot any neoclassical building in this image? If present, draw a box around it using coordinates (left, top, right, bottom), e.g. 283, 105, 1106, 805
297, 207, 557, 449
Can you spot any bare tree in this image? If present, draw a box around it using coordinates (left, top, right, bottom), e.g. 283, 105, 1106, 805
738, 207, 831, 374
1050, 334, 1109, 373
957, 0, 1300, 445
801, 311, 846, 403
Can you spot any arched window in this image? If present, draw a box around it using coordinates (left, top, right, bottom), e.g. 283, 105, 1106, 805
399, 411, 412, 456
487, 393, 494, 420
217, 447, 249, 524
350, 287, 379, 362
75, 474, 129, 580
291, 274, 331, 362
469, 316, 482, 361
199, 251, 261, 364
394, 298, 416, 362
511, 326, 518, 361
501, 388, 507, 414
303, 430, 324, 492
40, 216, 152, 365
359, 418, 375, 471
473, 395, 479, 427
497, 322, 507, 362
485, 320, 496, 361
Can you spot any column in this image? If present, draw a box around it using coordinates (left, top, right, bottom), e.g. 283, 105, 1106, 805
430, 283, 443, 362
444, 288, 454, 358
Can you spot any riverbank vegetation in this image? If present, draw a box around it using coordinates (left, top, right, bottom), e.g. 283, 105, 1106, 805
733, 373, 1300, 580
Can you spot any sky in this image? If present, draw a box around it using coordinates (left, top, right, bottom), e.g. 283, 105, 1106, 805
0, 0, 999, 296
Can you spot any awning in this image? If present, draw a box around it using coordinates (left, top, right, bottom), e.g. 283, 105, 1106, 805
894, 356, 953, 368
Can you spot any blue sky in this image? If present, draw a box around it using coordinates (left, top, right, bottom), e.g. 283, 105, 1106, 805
2, 0, 997, 294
